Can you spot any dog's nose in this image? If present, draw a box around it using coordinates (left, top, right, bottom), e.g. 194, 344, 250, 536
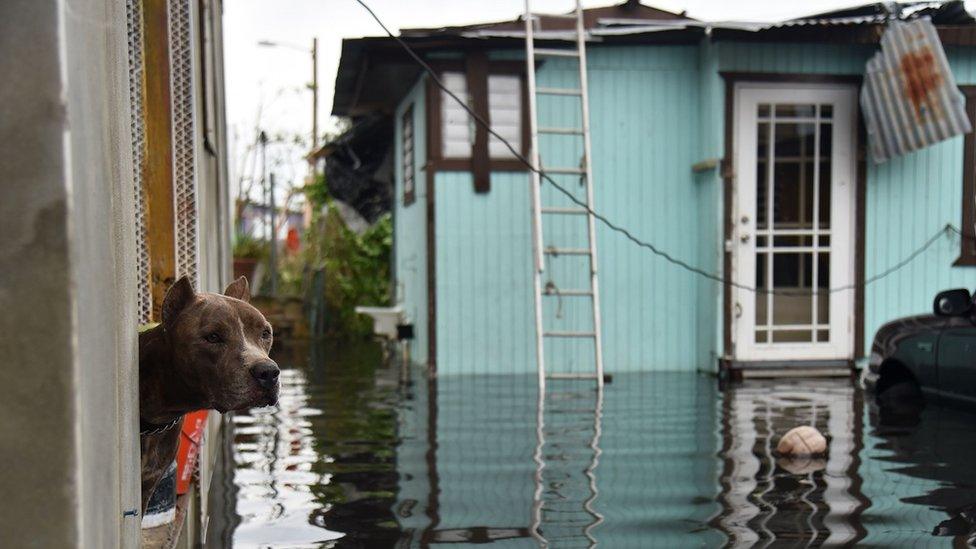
250, 361, 280, 389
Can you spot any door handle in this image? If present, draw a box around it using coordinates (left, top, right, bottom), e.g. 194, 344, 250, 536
740, 234, 750, 243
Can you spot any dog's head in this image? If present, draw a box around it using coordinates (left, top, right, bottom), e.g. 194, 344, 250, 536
161, 276, 279, 412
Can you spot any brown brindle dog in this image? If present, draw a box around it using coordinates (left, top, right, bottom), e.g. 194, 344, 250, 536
139, 276, 279, 512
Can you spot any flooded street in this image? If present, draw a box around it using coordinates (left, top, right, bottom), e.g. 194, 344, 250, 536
208, 341, 976, 547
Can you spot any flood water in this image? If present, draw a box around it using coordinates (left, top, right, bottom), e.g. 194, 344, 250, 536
207, 341, 976, 547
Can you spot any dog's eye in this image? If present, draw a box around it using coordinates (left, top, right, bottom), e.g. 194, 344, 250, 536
204, 332, 222, 344
261, 328, 272, 340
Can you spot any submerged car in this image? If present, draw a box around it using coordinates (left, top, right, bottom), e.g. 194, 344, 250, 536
865, 288, 976, 407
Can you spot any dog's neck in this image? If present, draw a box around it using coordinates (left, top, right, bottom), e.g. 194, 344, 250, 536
139, 325, 209, 424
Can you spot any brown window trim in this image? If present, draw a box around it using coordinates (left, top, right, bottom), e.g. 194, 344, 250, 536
956, 85, 976, 266
402, 104, 416, 205
426, 56, 531, 193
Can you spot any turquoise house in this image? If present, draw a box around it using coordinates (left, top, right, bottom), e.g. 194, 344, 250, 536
330, 1, 976, 376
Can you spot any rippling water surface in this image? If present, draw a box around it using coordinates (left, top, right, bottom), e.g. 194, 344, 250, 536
208, 341, 976, 547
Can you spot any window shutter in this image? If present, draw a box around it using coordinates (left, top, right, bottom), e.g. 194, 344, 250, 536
440, 72, 471, 159
488, 74, 522, 159
402, 105, 415, 205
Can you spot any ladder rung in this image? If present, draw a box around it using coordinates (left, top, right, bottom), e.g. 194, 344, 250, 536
543, 288, 593, 296
541, 207, 588, 215
534, 48, 580, 58
544, 167, 586, 175
531, 12, 578, 20
543, 331, 596, 338
547, 372, 599, 380
537, 87, 582, 96
538, 127, 584, 135
544, 247, 590, 256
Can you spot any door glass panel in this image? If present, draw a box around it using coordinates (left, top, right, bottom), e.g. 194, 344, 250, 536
816, 251, 830, 329
773, 235, 813, 247
772, 330, 813, 343
756, 253, 768, 326
772, 123, 816, 231
775, 104, 816, 118
757, 122, 770, 230
771, 252, 813, 330
751, 102, 834, 346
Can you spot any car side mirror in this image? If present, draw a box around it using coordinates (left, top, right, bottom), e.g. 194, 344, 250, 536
933, 288, 973, 317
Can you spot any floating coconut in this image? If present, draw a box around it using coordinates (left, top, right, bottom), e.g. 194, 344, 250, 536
776, 425, 827, 457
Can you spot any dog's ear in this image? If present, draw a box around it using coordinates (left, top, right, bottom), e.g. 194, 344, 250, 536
223, 276, 250, 303
162, 276, 195, 331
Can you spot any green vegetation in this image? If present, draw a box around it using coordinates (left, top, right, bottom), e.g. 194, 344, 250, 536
232, 231, 269, 260
278, 175, 392, 337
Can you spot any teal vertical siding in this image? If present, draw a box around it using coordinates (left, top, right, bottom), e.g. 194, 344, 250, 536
434, 172, 536, 375
433, 46, 709, 376
394, 77, 429, 365
395, 39, 976, 375
695, 38, 724, 369
586, 46, 705, 372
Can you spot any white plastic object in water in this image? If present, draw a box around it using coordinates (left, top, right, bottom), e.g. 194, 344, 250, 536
354, 306, 404, 340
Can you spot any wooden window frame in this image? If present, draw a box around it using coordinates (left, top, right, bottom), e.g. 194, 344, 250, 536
402, 104, 416, 205
426, 56, 531, 193
957, 86, 976, 266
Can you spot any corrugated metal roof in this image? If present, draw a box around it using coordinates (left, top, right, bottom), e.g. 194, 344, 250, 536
861, 16, 971, 162
332, 1, 976, 116
406, 1, 973, 39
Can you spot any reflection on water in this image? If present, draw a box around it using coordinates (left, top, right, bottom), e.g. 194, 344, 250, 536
714, 380, 865, 546
209, 341, 976, 547
209, 341, 401, 548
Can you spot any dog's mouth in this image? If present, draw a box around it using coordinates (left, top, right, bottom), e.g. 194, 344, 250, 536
251, 381, 279, 408
263, 385, 279, 406
215, 383, 279, 413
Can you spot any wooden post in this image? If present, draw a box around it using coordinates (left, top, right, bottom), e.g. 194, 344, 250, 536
143, 0, 176, 321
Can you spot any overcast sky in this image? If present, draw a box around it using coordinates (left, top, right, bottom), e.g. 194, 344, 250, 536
220, 0, 918, 193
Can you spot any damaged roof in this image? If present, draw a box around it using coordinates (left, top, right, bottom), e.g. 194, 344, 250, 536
401, 0, 692, 36
333, 0, 976, 116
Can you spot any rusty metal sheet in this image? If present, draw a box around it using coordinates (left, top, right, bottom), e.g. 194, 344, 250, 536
861, 17, 971, 163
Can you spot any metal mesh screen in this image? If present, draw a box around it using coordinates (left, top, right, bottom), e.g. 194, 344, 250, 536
126, 0, 152, 325
169, 0, 199, 288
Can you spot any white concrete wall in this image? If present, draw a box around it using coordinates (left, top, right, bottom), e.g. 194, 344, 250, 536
0, 0, 140, 547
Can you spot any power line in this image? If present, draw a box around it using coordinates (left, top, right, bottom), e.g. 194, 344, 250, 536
351, 0, 970, 296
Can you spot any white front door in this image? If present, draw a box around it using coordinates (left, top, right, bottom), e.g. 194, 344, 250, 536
732, 84, 857, 362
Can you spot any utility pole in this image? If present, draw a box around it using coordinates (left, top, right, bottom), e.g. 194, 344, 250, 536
269, 172, 278, 296
256, 37, 319, 227
311, 37, 319, 157
259, 129, 268, 237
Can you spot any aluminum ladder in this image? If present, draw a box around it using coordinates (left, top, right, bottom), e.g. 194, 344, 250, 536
525, 2, 606, 545
524, 0, 604, 389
